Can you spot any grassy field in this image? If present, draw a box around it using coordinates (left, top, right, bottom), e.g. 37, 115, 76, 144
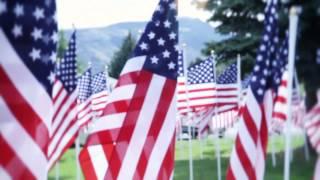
49, 134, 316, 179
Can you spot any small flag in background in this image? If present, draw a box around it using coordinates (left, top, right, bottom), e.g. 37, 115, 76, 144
48, 31, 81, 169
91, 71, 109, 116
80, 0, 179, 179
177, 56, 216, 113
77, 68, 93, 126
0, 1, 57, 178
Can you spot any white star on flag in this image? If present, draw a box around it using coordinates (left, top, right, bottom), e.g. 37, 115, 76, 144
164, 20, 171, 28
51, 31, 58, 43
29, 48, 41, 61
33, 7, 44, 21
139, 42, 148, 50
12, 24, 22, 38
157, 37, 165, 46
148, 31, 155, 39
31, 28, 43, 41
151, 56, 159, 64
169, 32, 176, 40
168, 61, 175, 69
14, 4, 24, 17
163, 49, 170, 58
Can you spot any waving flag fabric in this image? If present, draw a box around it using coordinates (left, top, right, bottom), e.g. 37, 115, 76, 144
77, 68, 93, 127
91, 71, 109, 116
177, 57, 216, 113
80, 0, 178, 179
305, 102, 320, 154
48, 32, 81, 168
0, 1, 57, 179
226, 0, 284, 179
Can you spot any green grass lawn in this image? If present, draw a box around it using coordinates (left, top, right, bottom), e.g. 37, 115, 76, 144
49, 134, 317, 179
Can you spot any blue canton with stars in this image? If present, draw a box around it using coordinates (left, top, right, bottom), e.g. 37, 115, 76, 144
133, 0, 178, 80
217, 63, 237, 84
187, 57, 215, 85
56, 32, 77, 93
249, 0, 283, 102
77, 68, 92, 103
0, 0, 57, 95
91, 71, 107, 94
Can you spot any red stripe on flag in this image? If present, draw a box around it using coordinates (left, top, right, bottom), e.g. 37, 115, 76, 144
134, 79, 176, 178
0, 135, 35, 180
235, 136, 256, 180
105, 71, 153, 179
0, 67, 49, 154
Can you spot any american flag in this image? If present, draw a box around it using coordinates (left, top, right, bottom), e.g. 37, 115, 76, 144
80, 0, 178, 179
272, 69, 306, 132
226, 0, 283, 179
48, 32, 81, 168
216, 62, 239, 111
0, 1, 57, 179
91, 71, 109, 116
201, 63, 240, 134
77, 68, 93, 127
177, 57, 216, 113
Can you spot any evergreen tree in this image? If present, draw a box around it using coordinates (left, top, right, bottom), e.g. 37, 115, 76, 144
108, 32, 136, 79
199, 0, 320, 108
57, 30, 68, 59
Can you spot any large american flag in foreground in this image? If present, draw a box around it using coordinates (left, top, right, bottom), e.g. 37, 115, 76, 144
48, 32, 81, 168
0, 1, 57, 179
80, 0, 178, 179
226, 0, 283, 179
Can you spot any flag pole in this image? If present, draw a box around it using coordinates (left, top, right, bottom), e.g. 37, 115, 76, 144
75, 134, 81, 180
183, 43, 194, 180
105, 65, 111, 93
284, 6, 300, 180
271, 133, 277, 167
211, 50, 221, 180
237, 54, 241, 112
55, 161, 60, 180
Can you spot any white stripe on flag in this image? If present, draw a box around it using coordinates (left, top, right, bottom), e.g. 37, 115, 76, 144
144, 95, 176, 179
0, 166, 11, 180
117, 75, 165, 180
88, 145, 109, 180
120, 56, 145, 75
90, 113, 126, 134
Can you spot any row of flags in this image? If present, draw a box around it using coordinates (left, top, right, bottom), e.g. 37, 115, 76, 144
0, 0, 319, 179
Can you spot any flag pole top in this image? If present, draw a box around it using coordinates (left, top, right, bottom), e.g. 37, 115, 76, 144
290, 6, 302, 15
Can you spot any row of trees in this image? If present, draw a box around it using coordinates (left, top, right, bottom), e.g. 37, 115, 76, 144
198, 0, 320, 108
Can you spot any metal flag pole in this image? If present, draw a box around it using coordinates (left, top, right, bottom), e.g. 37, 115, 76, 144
237, 54, 241, 113
199, 128, 204, 159
183, 43, 194, 180
271, 133, 277, 167
75, 136, 81, 180
211, 50, 221, 180
55, 161, 60, 180
284, 6, 300, 180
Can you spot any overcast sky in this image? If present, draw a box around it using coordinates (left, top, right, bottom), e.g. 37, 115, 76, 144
56, 0, 211, 29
